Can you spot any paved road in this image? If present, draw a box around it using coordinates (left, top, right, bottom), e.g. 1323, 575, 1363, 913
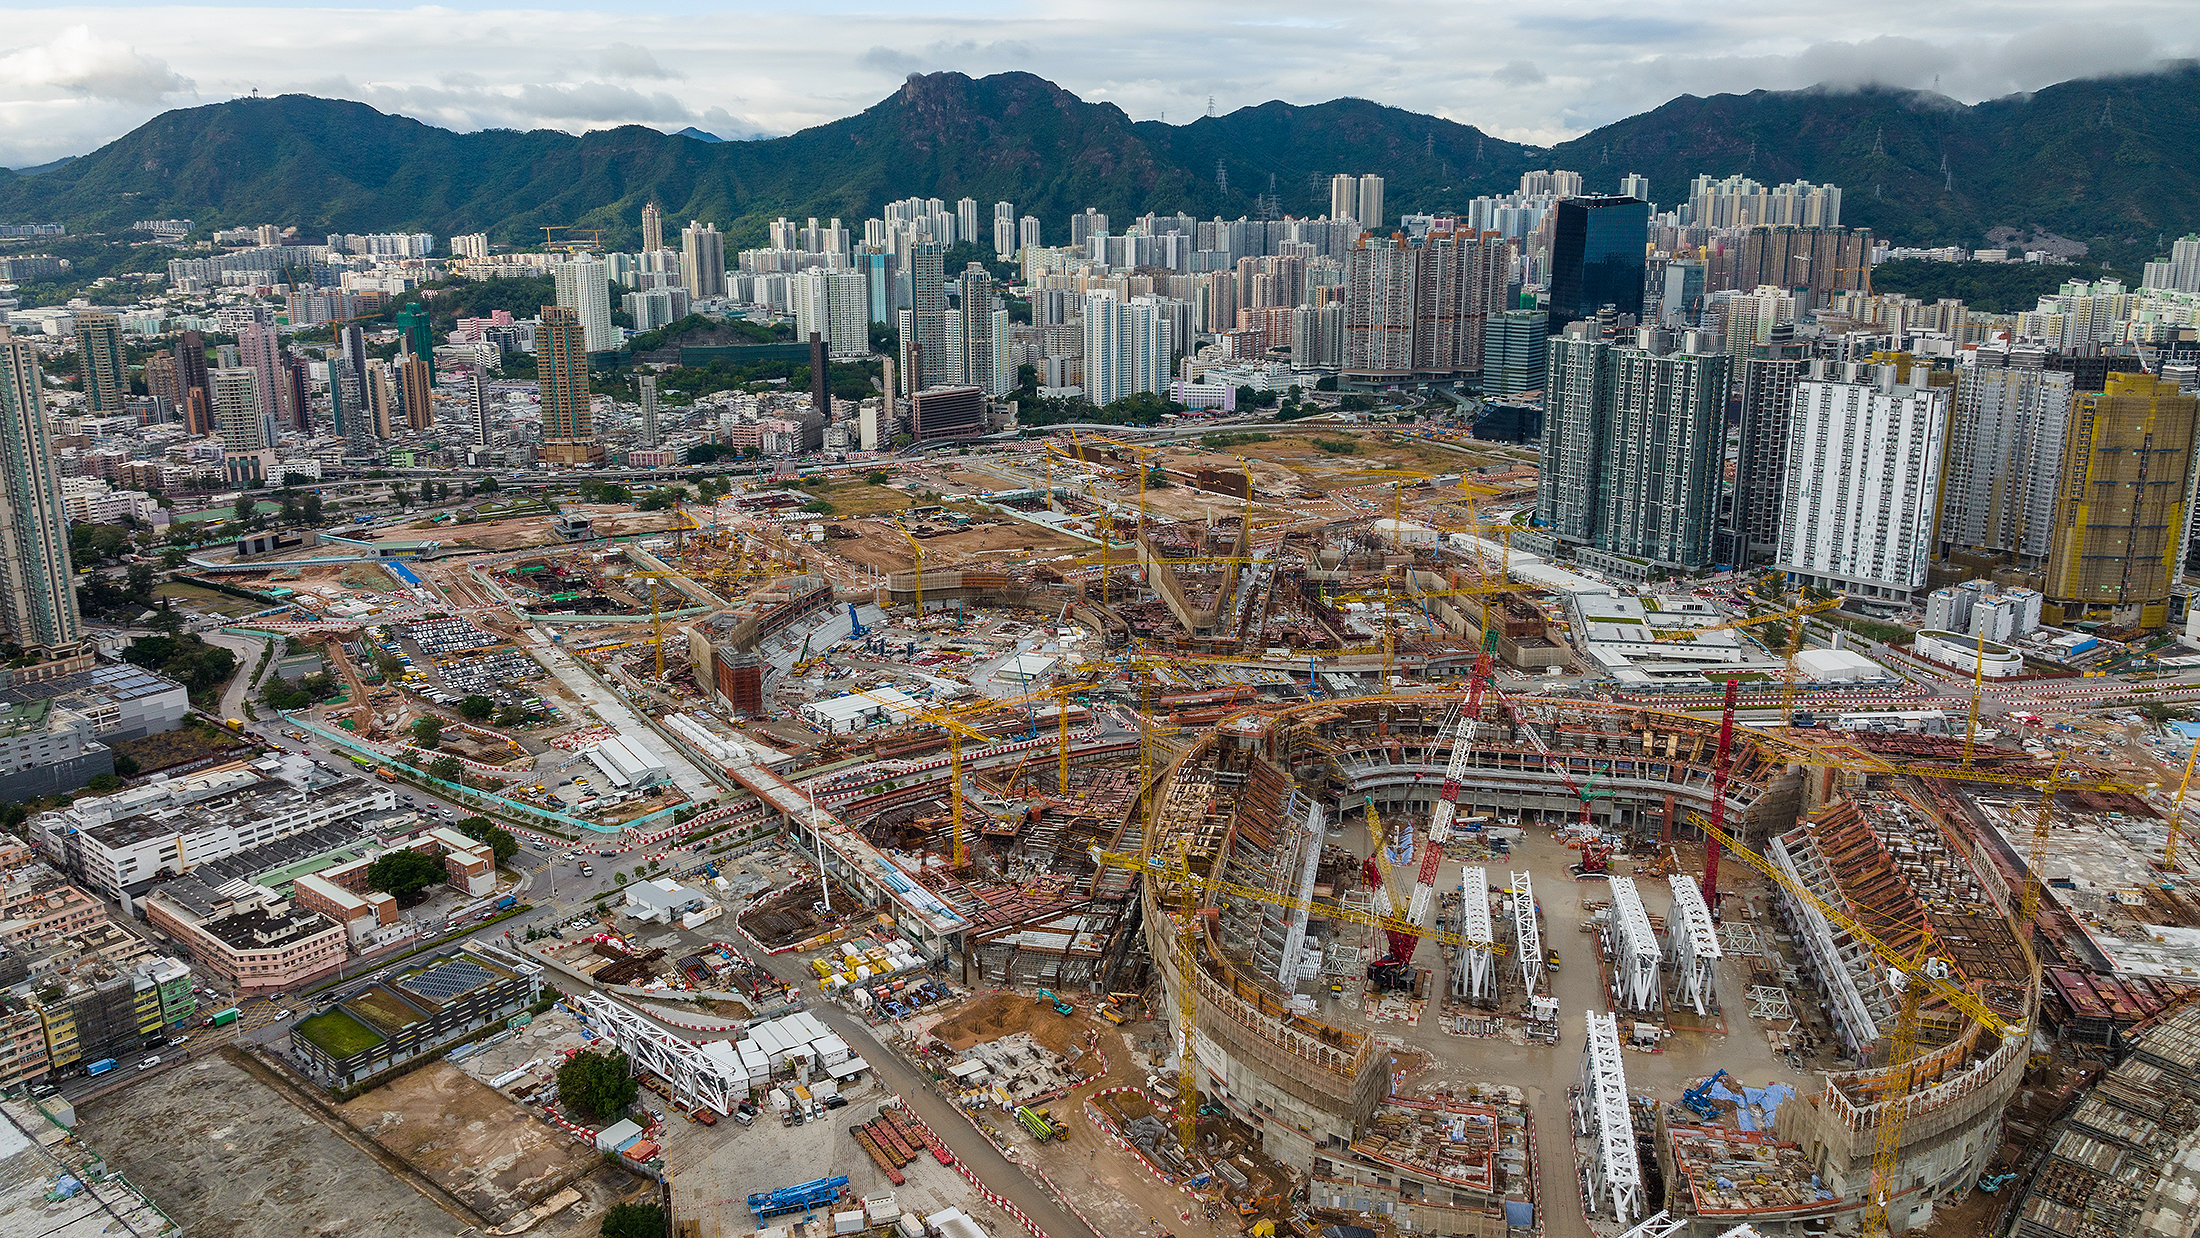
733, 943, 1091, 1237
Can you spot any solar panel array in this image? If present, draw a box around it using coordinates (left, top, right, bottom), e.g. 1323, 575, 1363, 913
399, 958, 494, 1002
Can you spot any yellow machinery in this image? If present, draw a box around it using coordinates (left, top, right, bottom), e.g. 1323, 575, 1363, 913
891, 517, 925, 618
2163, 739, 2200, 872
1088, 841, 1505, 1155
1688, 812, 2025, 1238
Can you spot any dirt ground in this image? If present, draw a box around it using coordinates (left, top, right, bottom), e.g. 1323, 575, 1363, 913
926, 990, 1096, 1057
833, 519, 1089, 573
339, 1063, 601, 1224
429, 506, 688, 551
78, 1052, 474, 1238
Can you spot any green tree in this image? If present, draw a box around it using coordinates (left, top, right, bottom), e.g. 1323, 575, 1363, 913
412, 715, 443, 748
86, 773, 122, 793
233, 494, 257, 525
557, 1048, 638, 1124
372, 652, 404, 680
122, 633, 237, 708
427, 755, 463, 782
475, 475, 500, 493
458, 694, 494, 722
455, 814, 519, 863
366, 849, 446, 901
600, 1202, 665, 1238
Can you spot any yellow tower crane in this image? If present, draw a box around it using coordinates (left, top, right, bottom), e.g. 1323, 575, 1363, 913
1651, 595, 1842, 723
1087, 841, 1505, 1155
848, 688, 992, 869
891, 517, 925, 619
1687, 812, 2026, 1238
2161, 738, 2200, 872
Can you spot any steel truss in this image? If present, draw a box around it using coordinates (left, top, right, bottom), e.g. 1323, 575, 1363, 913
1452, 866, 1496, 1001
1575, 1009, 1644, 1222
1604, 877, 1664, 1014
578, 992, 748, 1116
1663, 873, 1723, 1016
1511, 869, 1544, 996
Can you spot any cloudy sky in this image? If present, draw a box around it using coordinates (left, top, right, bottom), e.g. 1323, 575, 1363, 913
3, 2, 2194, 168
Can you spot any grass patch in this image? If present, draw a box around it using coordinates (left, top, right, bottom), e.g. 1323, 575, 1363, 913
814, 480, 913, 517
295, 1008, 386, 1057
1702, 671, 1774, 682
344, 985, 424, 1033
153, 581, 263, 617
110, 720, 249, 773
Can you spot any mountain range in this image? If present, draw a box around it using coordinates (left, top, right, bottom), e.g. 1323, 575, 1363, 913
2, 66, 2197, 264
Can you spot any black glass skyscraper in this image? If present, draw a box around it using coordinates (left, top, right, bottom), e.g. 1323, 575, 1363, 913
1547, 196, 1649, 331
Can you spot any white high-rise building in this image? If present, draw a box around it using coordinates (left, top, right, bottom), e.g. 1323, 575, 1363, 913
1939, 354, 2073, 565
450, 233, 490, 260
680, 221, 727, 300
1330, 174, 1360, 224
1775, 360, 1950, 604
956, 198, 980, 251
1018, 216, 1042, 253
639, 374, 659, 447
993, 201, 1017, 259
1357, 174, 1385, 233
1081, 292, 1170, 406
553, 253, 616, 352
792, 270, 870, 360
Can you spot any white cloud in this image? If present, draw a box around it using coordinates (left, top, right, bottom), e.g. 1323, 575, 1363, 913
599, 43, 680, 82
0, 26, 192, 105
0, 4, 2193, 168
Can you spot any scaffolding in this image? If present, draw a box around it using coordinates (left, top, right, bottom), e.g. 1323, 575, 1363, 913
578, 992, 748, 1116
1511, 869, 1544, 996
1576, 1009, 1645, 1222
1605, 876, 1664, 1014
1453, 865, 1496, 1002
1664, 873, 1723, 1016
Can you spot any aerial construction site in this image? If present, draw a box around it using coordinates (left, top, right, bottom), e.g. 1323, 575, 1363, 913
181, 427, 2200, 1238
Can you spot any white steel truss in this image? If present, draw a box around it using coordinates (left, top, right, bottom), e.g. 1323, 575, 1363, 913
1276, 802, 1326, 986
1604, 877, 1664, 1014
1511, 869, 1544, 996
1616, 1211, 1686, 1238
1663, 875, 1723, 1016
1575, 1010, 1644, 1222
577, 992, 748, 1116
1452, 866, 1495, 1002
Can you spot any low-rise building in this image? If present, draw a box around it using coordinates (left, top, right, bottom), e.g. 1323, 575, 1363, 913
4, 925, 196, 1076
291, 950, 540, 1088
142, 879, 348, 996
29, 759, 397, 901
0, 865, 104, 947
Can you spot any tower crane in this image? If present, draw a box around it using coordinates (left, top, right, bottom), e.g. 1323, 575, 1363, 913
890, 517, 926, 619
1086, 840, 1507, 1154
848, 687, 992, 869
1701, 677, 1739, 907
1687, 811, 2025, 1238
2160, 738, 2200, 872
1652, 595, 1841, 724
